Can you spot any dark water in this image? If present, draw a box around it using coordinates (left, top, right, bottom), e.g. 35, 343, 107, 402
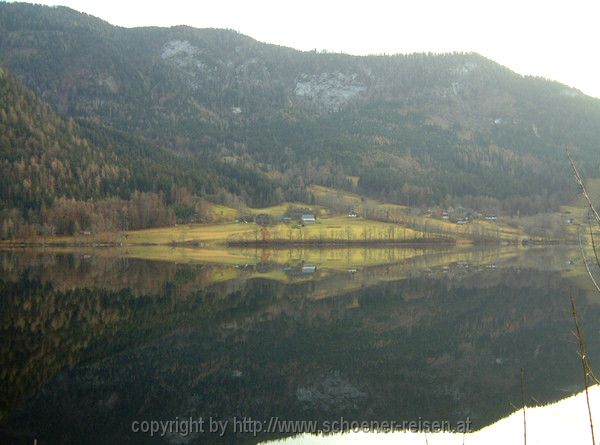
0, 247, 598, 444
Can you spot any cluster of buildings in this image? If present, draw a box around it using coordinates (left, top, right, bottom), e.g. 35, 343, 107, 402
414, 207, 498, 224
281, 208, 317, 225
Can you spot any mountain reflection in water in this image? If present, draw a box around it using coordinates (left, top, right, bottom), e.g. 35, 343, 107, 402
0, 246, 597, 444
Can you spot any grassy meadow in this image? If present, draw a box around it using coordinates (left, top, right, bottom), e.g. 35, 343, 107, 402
1, 185, 534, 247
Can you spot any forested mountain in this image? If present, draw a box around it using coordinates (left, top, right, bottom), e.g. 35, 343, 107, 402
1, 2, 600, 236
0, 66, 283, 237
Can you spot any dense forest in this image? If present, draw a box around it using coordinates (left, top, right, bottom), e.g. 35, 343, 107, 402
1, 3, 600, 237
0, 67, 291, 238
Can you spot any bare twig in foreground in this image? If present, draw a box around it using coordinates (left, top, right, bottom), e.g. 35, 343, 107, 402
568, 149, 600, 444
571, 294, 596, 445
578, 230, 600, 295
521, 367, 527, 445
567, 149, 600, 227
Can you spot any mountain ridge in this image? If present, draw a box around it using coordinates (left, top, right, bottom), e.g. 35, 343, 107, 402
1, 2, 599, 237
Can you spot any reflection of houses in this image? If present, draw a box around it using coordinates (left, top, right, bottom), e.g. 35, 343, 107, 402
302, 265, 316, 274
301, 213, 316, 224
284, 264, 317, 276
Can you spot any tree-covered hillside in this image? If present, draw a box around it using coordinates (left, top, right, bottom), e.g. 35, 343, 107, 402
0, 65, 285, 237
1, 2, 600, 236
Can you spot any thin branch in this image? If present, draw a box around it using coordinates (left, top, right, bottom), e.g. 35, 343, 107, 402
567, 150, 600, 394
578, 230, 600, 295
521, 368, 527, 445
571, 294, 596, 445
589, 219, 600, 269
567, 149, 600, 227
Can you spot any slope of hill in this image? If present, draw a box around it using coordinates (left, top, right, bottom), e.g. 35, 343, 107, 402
0, 65, 283, 238
0, 2, 599, 237
0, 65, 128, 209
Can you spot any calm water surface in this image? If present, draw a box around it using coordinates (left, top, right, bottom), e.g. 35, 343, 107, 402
0, 246, 598, 444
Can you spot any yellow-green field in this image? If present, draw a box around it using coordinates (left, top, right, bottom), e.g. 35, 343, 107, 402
203, 200, 332, 221
0, 209, 524, 248
124, 215, 429, 246
1, 186, 529, 247
310, 185, 524, 241
205, 203, 238, 222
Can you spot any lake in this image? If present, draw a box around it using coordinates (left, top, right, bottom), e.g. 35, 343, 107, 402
0, 246, 598, 444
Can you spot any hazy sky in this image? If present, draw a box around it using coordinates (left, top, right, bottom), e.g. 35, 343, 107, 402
11, 0, 600, 98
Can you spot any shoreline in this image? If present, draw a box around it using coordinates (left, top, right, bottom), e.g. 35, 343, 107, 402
0, 238, 576, 249
226, 238, 456, 248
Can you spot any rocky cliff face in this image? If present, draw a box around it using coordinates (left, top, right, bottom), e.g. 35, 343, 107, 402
295, 72, 367, 111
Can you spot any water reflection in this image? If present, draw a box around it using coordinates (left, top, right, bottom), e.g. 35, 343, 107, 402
0, 246, 597, 444
264, 386, 600, 444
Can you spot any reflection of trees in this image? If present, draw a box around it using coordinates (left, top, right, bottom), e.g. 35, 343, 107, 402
2, 262, 599, 443
0, 252, 235, 297
0, 278, 137, 421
